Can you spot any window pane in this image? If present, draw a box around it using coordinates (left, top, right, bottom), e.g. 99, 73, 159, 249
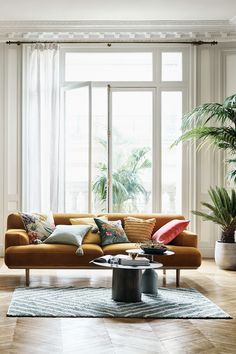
162, 52, 182, 81
65, 86, 89, 212
65, 52, 153, 81
161, 91, 182, 213
111, 91, 153, 213
92, 87, 108, 213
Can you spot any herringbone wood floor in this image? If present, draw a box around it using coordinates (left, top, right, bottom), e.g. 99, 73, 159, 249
0, 259, 235, 354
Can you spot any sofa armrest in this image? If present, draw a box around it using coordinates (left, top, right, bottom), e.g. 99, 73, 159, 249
5, 229, 29, 249
170, 230, 198, 248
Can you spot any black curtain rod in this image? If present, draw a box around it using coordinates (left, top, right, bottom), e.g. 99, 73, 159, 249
6, 40, 218, 46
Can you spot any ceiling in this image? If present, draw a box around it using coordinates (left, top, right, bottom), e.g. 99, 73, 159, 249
0, 0, 235, 21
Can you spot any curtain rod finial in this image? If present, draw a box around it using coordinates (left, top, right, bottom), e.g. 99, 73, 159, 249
194, 40, 218, 46
6, 41, 21, 45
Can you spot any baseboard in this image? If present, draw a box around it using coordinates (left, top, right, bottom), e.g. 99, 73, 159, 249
200, 248, 215, 258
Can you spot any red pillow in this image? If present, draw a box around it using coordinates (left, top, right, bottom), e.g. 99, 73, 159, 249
152, 219, 190, 245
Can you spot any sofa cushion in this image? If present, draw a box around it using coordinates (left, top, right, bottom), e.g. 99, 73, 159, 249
44, 225, 92, 255
20, 212, 55, 244
152, 219, 190, 245
124, 216, 156, 242
94, 218, 129, 246
70, 216, 108, 244
5, 244, 103, 267
102, 242, 138, 255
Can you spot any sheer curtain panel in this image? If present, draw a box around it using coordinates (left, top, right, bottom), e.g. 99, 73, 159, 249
22, 44, 64, 212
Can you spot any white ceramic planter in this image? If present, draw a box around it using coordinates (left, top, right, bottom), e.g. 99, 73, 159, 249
215, 241, 236, 270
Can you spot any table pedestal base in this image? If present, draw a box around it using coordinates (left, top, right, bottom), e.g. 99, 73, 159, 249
141, 268, 158, 295
112, 268, 142, 302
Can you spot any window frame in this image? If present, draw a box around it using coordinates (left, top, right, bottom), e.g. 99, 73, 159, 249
60, 44, 191, 214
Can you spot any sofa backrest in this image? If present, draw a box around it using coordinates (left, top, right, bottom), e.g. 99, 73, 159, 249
7, 212, 185, 233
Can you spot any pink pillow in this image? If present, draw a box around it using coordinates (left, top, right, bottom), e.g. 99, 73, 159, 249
152, 219, 190, 245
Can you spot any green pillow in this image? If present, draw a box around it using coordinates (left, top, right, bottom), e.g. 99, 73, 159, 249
94, 218, 130, 246
44, 225, 92, 255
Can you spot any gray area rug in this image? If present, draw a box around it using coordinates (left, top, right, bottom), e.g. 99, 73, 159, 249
7, 287, 231, 319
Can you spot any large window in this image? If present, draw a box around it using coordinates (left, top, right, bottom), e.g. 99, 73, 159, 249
23, 46, 189, 214
60, 48, 188, 214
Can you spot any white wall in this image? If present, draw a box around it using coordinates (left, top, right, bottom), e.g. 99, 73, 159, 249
196, 43, 236, 257
0, 44, 21, 256
0, 42, 236, 257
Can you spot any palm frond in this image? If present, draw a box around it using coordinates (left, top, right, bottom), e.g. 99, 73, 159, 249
227, 169, 236, 184
181, 103, 232, 130
172, 126, 236, 152
223, 94, 236, 109
125, 147, 151, 172
231, 189, 236, 216
191, 210, 226, 226
92, 174, 107, 202
226, 158, 236, 164
96, 162, 107, 172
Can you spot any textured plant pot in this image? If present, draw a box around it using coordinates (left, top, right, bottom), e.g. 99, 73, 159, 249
215, 241, 236, 270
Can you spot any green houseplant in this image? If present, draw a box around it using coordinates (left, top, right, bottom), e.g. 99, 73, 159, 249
192, 186, 236, 243
192, 186, 236, 269
173, 94, 236, 269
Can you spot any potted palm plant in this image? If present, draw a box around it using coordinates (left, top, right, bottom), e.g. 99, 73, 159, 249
192, 186, 236, 269
173, 94, 236, 181
173, 94, 236, 269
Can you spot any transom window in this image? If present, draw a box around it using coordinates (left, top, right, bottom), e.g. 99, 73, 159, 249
65, 52, 153, 81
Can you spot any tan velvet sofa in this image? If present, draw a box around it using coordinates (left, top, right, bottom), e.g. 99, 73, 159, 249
5, 213, 201, 286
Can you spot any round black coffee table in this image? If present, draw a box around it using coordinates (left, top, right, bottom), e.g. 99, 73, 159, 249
92, 260, 162, 302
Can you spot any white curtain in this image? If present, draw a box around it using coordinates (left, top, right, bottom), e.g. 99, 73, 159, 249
22, 44, 64, 212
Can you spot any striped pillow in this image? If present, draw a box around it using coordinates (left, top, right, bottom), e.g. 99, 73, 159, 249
124, 217, 156, 243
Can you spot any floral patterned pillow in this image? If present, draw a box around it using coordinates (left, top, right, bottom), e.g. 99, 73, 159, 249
20, 212, 55, 244
94, 218, 130, 246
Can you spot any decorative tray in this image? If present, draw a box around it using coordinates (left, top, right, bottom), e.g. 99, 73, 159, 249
141, 247, 167, 255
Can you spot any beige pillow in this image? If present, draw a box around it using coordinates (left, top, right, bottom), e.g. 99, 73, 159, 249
124, 216, 156, 243
70, 216, 108, 244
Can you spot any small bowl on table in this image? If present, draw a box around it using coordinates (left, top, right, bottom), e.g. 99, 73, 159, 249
141, 246, 167, 255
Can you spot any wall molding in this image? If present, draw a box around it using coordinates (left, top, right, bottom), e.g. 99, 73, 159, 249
0, 244, 3, 257
0, 20, 236, 42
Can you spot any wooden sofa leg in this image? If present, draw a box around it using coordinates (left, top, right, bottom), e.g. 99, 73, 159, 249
25, 269, 30, 286
162, 269, 167, 286
176, 269, 180, 287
